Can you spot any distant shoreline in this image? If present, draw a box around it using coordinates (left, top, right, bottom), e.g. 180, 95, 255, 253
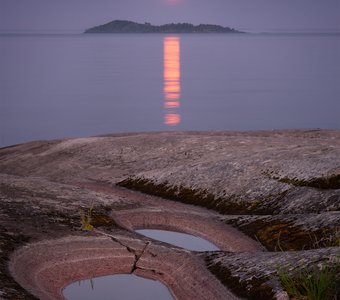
1, 30, 340, 36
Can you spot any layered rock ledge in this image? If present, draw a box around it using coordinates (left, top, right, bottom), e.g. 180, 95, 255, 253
0, 130, 339, 299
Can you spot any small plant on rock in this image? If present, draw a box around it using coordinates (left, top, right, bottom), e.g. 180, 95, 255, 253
80, 205, 94, 231
278, 257, 340, 300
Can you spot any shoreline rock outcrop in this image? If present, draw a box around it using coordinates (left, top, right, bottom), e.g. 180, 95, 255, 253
0, 130, 339, 299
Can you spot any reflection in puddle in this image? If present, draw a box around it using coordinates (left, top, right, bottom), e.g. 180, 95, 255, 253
136, 229, 219, 251
63, 274, 173, 300
163, 36, 181, 126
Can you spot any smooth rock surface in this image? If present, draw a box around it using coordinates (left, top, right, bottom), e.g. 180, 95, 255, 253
0, 130, 339, 299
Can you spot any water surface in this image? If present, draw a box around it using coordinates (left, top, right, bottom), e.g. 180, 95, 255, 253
136, 229, 219, 251
63, 274, 173, 300
1, 33, 339, 147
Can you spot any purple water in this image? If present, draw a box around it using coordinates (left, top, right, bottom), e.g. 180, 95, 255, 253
136, 229, 219, 251
1, 33, 339, 147
63, 274, 173, 300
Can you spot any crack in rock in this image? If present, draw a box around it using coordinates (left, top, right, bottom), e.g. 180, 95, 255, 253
130, 241, 150, 273
93, 229, 150, 274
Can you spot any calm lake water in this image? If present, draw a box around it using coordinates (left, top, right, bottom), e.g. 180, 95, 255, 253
1, 33, 339, 147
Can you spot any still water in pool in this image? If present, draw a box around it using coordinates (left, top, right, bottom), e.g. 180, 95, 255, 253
136, 229, 220, 251
63, 274, 173, 300
64, 230, 218, 299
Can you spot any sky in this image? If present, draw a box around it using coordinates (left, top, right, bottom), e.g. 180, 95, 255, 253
0, 0, 339, 33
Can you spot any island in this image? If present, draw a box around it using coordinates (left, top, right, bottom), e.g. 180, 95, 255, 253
84, 20, 242, 34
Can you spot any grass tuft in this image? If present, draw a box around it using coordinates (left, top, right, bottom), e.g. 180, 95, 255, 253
80, 204, 94, 231
278, 258, 340, 300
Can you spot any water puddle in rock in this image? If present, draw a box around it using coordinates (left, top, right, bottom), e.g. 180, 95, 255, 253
63, 274, 173, 300
136, 229, 219, 251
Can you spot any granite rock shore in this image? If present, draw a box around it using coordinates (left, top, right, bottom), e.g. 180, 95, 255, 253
0, 130, 339, 299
